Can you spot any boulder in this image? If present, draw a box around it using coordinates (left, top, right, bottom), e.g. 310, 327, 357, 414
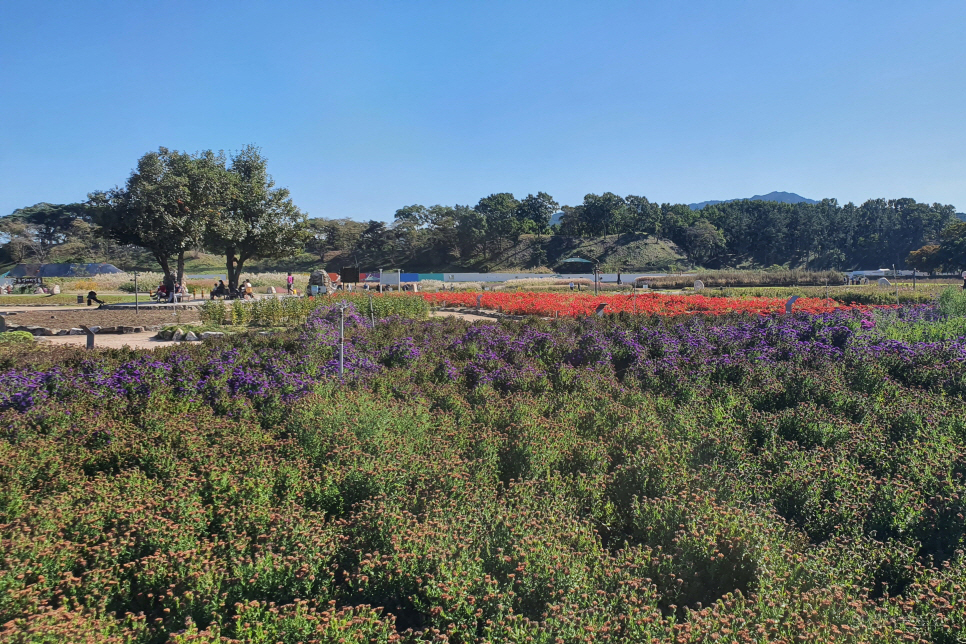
877, 277, 891, 287
52, 285, 61, 294
55, 329, 69, 336
99, 326, 118, 334
172, 329, 185, 342
308, 270, 335, 294
200, 331, 225, 339
68, 328, 84, 335
25, 326, 44, 335
40, 328, 57, 336
87, 326, 101, 334
185, 331, 199, 342
120, 326, 136, 334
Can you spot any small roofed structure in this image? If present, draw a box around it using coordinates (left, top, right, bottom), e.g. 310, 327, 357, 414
556, 257, 596, 274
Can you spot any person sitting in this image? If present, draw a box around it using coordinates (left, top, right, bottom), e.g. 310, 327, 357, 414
243, 280, 254, 299
155, 283, 168, 302
210, 280, 227, 299
87, 290, 105, 306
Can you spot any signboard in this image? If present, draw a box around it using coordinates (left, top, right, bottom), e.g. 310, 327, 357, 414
380, 270, 401, 286
341, 267, 361, 283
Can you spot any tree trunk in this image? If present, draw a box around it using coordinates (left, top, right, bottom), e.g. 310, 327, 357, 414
226, 249, 239, 292
156, 254, 174, 291
177, 251, 185, 287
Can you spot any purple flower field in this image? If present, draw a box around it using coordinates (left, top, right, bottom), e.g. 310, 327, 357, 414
1, 303, 965, 642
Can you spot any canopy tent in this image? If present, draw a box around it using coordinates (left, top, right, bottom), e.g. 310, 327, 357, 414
556, 257, 598, 274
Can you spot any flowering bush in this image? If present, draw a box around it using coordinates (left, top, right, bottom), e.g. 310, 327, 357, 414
1, 304, 965, 642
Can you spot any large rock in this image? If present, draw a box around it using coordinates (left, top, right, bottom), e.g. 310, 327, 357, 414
308, 270, 335, 294
52, 285, 61, 294
172, 329, 185, 342
185, 331, 199, 342
200, 331, 225, 340
68, 328, 84, 335
87, 326, 101, 334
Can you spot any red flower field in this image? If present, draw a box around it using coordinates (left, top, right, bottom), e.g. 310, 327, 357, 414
422, 291, 871, 317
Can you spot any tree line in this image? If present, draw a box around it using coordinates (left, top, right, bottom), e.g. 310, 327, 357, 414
308, 193, 962, 271
3, 147, 964, 276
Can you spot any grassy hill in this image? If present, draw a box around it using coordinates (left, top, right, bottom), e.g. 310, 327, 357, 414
480, 233, 688, 272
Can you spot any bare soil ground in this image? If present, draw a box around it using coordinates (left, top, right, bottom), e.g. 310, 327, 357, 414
431, 309, 501, 322
38, 332, 176, 350
0, 307, 200, 329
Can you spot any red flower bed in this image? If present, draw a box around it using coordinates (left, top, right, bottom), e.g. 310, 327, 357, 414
422, 291, 872, 316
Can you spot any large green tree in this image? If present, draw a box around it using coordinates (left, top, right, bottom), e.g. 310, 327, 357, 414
474, 193, 521, 257
937, 222, 966, 271
515, 192, 558, 235
92, 148, 225, 289
204, 145, 306, 291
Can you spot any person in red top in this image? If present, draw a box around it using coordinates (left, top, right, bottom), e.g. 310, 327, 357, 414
287, 272, 294, 294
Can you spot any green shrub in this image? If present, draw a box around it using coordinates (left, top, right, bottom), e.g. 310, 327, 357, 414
199, 299, 228, 325
0, 331, 34, 344
938, 286, 966, 317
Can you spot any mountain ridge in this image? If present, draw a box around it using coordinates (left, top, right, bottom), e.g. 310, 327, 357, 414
689, 191, 819, 210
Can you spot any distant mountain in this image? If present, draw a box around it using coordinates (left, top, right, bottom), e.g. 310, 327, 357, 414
689, 191, 819, 210
956, 212, 966, 222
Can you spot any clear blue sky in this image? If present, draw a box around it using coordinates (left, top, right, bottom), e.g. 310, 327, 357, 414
2, 1, 964, 220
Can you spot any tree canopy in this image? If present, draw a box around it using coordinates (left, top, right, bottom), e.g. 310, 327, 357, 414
203, 145, 307, 290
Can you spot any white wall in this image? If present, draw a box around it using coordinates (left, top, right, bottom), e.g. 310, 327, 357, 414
440, 272, 668, 283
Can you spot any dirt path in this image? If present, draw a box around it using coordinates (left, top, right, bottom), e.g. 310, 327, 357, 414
431, 309, 500, 323
37, 332, 181, 351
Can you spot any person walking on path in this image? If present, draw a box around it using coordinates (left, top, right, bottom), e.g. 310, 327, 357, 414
962, 269, 966, 291
87, 291, 105, 306
287, 272, 294, 294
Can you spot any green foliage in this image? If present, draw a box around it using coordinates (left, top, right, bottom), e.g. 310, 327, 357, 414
202, 294, 429, 327
0, 331, 34, 344
199, 300, 228, 326
203, 145, 307, 290
91, 147, 228, 286
938, 286, 966, 317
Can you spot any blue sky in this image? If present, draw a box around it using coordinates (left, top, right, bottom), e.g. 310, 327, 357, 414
2, 1, 964, 220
